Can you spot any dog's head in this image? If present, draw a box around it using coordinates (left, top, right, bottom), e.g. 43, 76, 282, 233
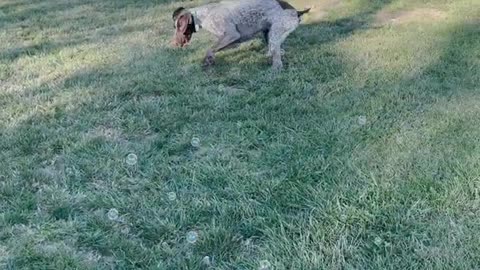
172, 7, 195, 47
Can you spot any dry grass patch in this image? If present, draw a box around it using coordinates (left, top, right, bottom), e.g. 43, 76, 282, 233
375, 8, 447, 25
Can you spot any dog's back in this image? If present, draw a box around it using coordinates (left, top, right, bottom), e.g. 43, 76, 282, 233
196, 0, 282, 38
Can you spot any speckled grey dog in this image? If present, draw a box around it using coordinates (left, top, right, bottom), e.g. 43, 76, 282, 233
172, 0, 310, 70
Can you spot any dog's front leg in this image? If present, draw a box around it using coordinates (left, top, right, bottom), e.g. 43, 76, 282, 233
203, 29, 241, 67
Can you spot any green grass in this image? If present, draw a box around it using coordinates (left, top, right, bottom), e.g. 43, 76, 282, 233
1, 0, 479, 269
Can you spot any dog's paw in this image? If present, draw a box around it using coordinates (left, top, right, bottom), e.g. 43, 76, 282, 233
202, 56, 215, 66
266, 49, 285, 57
272, 61, 283, 71
202, 50, 215, 67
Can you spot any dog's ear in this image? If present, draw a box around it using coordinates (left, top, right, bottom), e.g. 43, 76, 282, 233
173, 12, 193, 47
176, 12, 192, 35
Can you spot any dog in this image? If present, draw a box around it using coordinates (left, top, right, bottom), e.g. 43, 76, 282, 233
172, 0, 310, 70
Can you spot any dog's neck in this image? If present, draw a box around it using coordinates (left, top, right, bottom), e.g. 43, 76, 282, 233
191, 11, 201, 32
189, 5, 213, 31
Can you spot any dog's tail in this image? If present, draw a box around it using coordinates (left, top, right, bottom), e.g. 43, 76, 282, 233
297, 8, 311, 17
277, 1, 311, 18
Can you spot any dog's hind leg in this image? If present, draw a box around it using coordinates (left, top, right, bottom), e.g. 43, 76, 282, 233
268, 11, 299, 70
263, 29, 270, 44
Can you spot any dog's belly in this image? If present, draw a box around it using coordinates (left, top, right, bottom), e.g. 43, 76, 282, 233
235, 22, 269, 42
224, 0, 278, 41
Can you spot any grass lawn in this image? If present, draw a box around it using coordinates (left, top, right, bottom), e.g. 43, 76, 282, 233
1, 0, 479, 268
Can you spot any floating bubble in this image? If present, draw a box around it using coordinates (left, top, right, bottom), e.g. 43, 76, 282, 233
395, 134, 403, 144
65, 167, 74, 176
107, 208, 119, 221
167, 192, 177, 201
126, 153, 138, 166
358, 115, 367, 126
374, 236, 383, 246
259, 260, 271, 270
202, 256, 211, 266
121, 226, 130, 234
191, 137, 201, 148
186, 231, 198, 244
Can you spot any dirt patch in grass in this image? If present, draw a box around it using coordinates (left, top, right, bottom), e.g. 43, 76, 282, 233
375, 8, 447, 25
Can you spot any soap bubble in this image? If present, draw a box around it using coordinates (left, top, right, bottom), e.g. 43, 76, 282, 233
191, 137, 201, 148
167, 192, 177, 201
358, 115, 367, 126
65, 167, 74, 176
121, 226, 130, 234
186, 231, 198, 244
395, 134, 403, 144
374, 237, 383, 246
107, 208, 119, 221
202, 256, 211, 266
259, 260, 271, 270
126, 153, 138, 166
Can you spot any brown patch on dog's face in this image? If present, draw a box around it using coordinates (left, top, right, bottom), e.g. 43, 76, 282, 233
173, 12, 194, 47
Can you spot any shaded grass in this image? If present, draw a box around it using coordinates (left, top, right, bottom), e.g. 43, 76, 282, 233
1, 0, 480, 269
